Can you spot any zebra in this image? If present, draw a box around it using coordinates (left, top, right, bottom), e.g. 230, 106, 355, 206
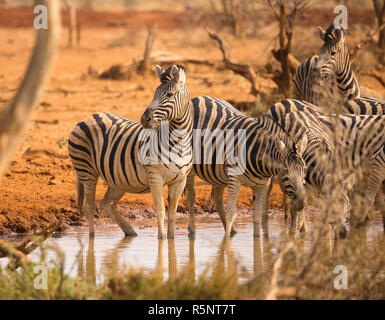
293, 24, 385, 112
266, 99, 385, 231
68, 65, 193, 239
186, 96, 309, 239
266, 99, 356, 236
318, 114, 385, 227
293, 24, 360, 105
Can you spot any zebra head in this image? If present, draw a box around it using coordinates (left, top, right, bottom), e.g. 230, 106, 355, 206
312, 24, 347, 84
278, 135, 308, 208
322, 173, 355, 238
141, 64, 190, 130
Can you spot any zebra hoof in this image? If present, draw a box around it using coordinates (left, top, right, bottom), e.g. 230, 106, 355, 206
124, 231, 137, 237
158, 233, 166, 240
355, 216, 369, 228
188, 225, 195, 235
188, 231, 195, 240
230, 228, 237, 236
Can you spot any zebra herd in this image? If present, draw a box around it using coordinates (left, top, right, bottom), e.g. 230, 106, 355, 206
68, 23, 385, 240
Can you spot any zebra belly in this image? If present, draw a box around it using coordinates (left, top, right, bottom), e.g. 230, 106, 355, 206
193, 163, 271, 188
145, 163, 193, 185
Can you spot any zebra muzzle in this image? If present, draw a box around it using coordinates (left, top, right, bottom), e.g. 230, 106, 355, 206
140, 113, 153, 128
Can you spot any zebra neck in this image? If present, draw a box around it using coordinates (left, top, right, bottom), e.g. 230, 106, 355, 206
335, 54, 360, 101
157, 100, 193, 165
168, 100, 193, 133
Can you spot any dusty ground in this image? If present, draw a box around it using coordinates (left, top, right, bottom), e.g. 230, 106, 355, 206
0, 6, 384, 235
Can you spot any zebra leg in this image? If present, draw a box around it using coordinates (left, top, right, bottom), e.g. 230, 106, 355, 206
224, 176, 240, 238
357, 167, 385, 227
83, 182, 97, 237
289, 198, 307, 237
374, 190, 385, 231
283, 193, 291, 222
148, 172, 166, 239
379, 183, 385, 231
185, 172, 196, 238
100, 186, 137, 237
167, 178, 187, 239
262, 180, 273, 236
211, 184, 237, 235
252, 184, 271, 238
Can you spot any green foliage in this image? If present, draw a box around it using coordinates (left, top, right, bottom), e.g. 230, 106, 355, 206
0, 265, 98, 300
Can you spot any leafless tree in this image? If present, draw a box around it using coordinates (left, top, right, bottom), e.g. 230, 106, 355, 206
264, 0, 314, 97
137, 25, 157, 75
373, 0, 385, 62
63, 0, 77, 47
207, 28, 261, 96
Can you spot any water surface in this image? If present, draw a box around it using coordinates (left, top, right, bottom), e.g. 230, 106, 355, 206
1, 212, 383, 284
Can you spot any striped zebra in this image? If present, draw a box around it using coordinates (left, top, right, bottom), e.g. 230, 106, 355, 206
68, 65, 193, 239
293, 24, 360, 105
293, 24, 385, 112
318, 114, 385, 227
266, 99, 356, 236
186, 96, 309, 239
267, 99, 385, 231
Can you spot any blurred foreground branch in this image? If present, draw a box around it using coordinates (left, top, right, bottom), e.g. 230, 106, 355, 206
0, 0, 60, 178
0, 217, 62, 269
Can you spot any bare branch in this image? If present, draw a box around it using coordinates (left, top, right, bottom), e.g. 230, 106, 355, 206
350, 23, 385, 62
206, 28, 261, 96
0, 240, 32, 267
265, 241, 296, 300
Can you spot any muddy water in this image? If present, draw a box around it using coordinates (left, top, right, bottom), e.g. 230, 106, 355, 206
1, 211, 384, 284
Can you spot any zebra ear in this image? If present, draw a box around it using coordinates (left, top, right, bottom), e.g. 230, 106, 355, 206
296, 135, 308, 156
318, 26, 326, 41
170, 65, 180, 82
342, 173, 355, 191
322, 173, 332, 193
275, 139, 286, 153
332, 26, 345, 43
178, 67, 186, 86
155, 65, 164, 80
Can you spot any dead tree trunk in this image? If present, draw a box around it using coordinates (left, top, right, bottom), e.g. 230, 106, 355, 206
373, 0, 385, 62
0, 0, 61, 178
77, 22, 81, 46
64, 0, 76, 47
267, 0, 311, 97
137, 25, 157, 75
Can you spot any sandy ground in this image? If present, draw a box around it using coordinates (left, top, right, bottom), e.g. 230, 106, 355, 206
0, 7, 384, 234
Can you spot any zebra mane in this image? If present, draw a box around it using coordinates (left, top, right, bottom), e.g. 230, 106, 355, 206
256, 115, 301, 152
160, 64, 186, 83
323, 24, 345, 44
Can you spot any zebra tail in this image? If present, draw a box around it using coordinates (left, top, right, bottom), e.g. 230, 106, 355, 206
76, 178, 84, 216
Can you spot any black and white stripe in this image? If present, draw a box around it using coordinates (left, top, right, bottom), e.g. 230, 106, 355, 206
266, 99, 356, 236
68, 65, 193, 239
293, 24, 360, 105
186, 96, 308, 238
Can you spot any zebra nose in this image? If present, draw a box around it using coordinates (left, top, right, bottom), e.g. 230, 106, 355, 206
140, 113, 152, 127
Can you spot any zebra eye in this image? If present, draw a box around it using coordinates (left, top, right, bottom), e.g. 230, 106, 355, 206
166, 92, 174, 98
